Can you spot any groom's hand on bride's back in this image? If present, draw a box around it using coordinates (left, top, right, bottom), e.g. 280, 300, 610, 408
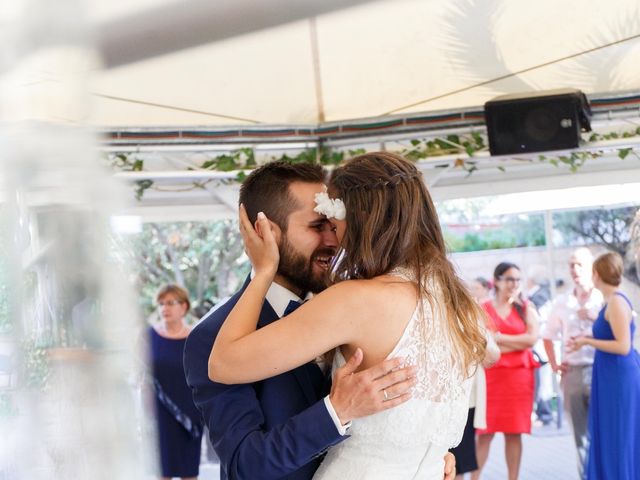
443, 452, 456, 480
329, 347, 417, 426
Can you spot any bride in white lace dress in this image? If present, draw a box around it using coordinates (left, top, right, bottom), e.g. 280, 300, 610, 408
210, 152, 488, 479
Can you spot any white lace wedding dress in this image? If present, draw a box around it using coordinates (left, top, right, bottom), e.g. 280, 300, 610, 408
313, 271, 473, 480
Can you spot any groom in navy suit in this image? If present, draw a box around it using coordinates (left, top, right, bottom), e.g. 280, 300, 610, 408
184, 161, 455, 479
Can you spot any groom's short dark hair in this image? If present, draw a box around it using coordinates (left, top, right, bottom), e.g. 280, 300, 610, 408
239, 161, 326, 231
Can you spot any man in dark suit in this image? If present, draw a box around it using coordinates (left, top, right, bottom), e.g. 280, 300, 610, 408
184, 161, 455, 479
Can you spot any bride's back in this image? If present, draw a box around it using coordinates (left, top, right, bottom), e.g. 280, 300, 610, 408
337, 273, 420, 370
314, 270, 473, 480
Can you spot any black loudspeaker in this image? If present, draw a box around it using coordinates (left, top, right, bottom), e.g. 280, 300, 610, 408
484, 88, 592, 155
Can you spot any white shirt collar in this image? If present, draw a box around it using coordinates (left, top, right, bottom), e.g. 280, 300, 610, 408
251, 270, 311, 318
266, 281, 304, 318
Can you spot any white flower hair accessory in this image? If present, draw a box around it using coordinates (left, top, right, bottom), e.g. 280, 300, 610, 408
313, 186, 346, 220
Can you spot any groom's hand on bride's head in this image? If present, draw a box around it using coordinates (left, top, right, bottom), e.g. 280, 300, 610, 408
329, 348, 417, 425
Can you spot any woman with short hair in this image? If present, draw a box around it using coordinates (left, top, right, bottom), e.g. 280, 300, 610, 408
148, 284, 203, 480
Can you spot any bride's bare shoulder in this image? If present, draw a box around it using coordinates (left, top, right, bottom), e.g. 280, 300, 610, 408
317, 277, 414, 309
317, 279, 373, 300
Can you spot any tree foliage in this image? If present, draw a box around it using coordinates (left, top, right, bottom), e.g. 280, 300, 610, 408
121, 220, 250, 318
553, 206, 639, 284
443, 214, 546, 253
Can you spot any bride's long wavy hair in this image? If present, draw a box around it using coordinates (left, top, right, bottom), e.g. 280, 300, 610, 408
328, 152, 487, 373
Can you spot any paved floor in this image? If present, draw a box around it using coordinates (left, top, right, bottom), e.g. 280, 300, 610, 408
198, 422, 579, 480
476, 422, 579, 480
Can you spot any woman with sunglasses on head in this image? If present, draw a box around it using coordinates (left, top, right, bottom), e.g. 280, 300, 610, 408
475, 262, 539, 480
147, 284, 203, 480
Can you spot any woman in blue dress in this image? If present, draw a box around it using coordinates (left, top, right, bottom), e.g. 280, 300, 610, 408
569, 252, 640, 480
148, 284, 203, 480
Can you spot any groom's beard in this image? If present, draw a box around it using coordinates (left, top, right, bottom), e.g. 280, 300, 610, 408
278, 236, 334, 294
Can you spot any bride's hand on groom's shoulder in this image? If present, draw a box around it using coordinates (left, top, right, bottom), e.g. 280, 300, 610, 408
329, 348, 417, 425
238, 205, 279, 278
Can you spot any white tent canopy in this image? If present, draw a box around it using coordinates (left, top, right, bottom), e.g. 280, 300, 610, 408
90, 0, 640, 127
4, 0, 640, 220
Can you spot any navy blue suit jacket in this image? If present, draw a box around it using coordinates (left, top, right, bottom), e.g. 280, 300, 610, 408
183, 279, 345, 479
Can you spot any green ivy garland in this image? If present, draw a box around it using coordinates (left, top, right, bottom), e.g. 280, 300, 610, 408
107, 126, 640, 200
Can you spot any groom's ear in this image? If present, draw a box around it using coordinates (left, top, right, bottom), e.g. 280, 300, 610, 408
254, 218, 282, 244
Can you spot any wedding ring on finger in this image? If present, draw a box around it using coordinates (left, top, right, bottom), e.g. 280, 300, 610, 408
382, 389, 389, 401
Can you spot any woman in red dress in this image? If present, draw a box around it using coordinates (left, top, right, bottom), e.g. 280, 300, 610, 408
475, 262, 539, 480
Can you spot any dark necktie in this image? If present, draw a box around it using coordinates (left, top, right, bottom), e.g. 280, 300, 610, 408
283, 299, 303, 316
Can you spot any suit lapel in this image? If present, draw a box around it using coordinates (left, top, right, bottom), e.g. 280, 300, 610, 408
257, 300, 279, 328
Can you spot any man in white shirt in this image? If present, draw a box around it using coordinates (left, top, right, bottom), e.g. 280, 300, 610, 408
543, 247, 603, 480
